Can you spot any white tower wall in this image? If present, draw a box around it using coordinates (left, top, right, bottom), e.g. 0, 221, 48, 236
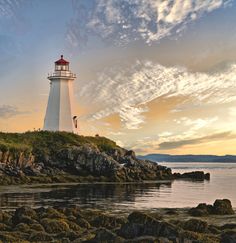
43, 56, 77, 133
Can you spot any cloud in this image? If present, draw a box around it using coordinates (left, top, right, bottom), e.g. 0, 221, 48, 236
174, 117, 218, 136
158, 131, 234, 150
0, 105, 27, 118
80, 61, 236, 129
67, 0, 230, 47
0, 0, 27, 18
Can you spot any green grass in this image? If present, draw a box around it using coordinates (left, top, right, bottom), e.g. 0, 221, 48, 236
0, 131, 119, 157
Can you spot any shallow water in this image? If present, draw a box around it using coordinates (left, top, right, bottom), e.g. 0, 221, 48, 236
0, 162, 235, 211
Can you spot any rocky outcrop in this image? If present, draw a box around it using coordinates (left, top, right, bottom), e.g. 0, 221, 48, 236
189, 199, 235, 217
173, 171, 210, 180
213, 199, 235, 215
0, 131, 210, 184
0, 204, 231, 243
118, 211, 178, 240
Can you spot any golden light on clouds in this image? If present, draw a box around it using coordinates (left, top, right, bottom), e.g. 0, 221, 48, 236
1, 0, 236, 155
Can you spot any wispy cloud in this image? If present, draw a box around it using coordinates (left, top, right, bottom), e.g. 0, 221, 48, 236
80, 61, 236, 129
158, 131, 234, 150
0, 0, 26, 18
174, 117, 218, 136
67, 0, 230, 47
0, 105, 28, 118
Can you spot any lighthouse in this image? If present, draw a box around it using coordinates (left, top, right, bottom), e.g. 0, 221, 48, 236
43, 55, 78, 133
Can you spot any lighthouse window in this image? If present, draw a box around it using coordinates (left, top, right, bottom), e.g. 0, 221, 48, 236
55, 65, 61, 71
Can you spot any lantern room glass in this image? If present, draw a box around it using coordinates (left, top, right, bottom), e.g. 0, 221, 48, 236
55, 64, 69, 71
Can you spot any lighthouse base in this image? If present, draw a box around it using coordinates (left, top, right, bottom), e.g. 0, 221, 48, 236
43, 79, 76, 133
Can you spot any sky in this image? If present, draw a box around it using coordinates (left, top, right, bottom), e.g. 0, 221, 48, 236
1, 0, 236, 155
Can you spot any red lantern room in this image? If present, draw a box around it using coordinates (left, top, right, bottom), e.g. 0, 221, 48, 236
55, 55, 69, 71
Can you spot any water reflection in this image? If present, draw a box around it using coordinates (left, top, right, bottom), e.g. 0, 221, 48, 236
0, 181, 172, 210
1, 162, 235, 210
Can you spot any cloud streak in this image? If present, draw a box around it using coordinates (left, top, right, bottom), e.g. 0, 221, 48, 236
0, 105, 27, 118
158, 131, 234, 150
0, 0, 26, 18
67, 0, 230, 47
80, 61, 236, 129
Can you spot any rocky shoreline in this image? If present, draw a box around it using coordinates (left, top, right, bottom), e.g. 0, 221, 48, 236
0, 131, 210, 185
0, 199, 235, 243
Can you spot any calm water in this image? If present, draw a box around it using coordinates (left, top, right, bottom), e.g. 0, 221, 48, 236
0, 162, 235, 211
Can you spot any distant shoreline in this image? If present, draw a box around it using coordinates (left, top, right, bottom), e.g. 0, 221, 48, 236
138, 154, 236, 163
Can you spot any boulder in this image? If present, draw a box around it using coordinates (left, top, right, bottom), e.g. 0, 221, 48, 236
189, 199, 234, 216
188, 203, 213, 217
29, 231, 53, 242
14, 223, 30, 232
119, 212, 178, 240
41, 218, 70, 233
91, 214, 125, 229
76, 217, 91, 229
174, 171, 210, 180
213, 199, 234, 215
90, 228, 125, 243
30, 223, 45, 232
221, 224, 236, 230
12, 206, 37, 225
183, 219, 208, 233
221, 230, 236, 243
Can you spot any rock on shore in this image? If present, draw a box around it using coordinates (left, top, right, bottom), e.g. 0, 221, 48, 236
0, 131, 209, 185
189, 199, 235, 217
0, 199, 235, 243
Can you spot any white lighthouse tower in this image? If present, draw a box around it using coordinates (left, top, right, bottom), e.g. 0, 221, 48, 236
43, 55, 78, 133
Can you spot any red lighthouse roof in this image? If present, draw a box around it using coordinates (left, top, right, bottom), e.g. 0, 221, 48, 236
55, 55, 69, 65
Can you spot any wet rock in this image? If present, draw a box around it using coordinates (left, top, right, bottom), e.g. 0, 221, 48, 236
174, 171, 210, 180
61, 238, 71, 243
0, 131, 212, 184
0, 210, 3, 222
221, 224, 236, 230
0, 211, 11, 225
208, 225, 221, 234
183, 219, 208, 233
179, 230, 220, 243
90, 228, 125, 243
23, 164, 43, 176
63, 205, 81, 218
56, 229, 80, 241
188, 203, 213, 217
164, 209, 178, 215
66, 220, 82, 232
124, 236, 163, 242
91, 214, 126, 229
30, 223, 45, 232
41, 218, 70, 233
119, 212, 178, 240
77, 217, 91, 229
29, 231, 53, 242
213, 199, 234, 215
41, 206, 66, 219
14, 223, 30, 232
12, 206, 37, 225
0, 223, 10, 231
221, 230, 236, 243
0, 232, 19, 242
189, 199, 234, 217
0, 204, 232, 243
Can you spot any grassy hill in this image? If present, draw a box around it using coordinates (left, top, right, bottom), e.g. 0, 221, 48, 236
0, 131, 119, 157
0, 131, 173, 185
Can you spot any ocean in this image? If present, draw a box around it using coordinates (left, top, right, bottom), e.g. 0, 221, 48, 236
0, 162, 235, 211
